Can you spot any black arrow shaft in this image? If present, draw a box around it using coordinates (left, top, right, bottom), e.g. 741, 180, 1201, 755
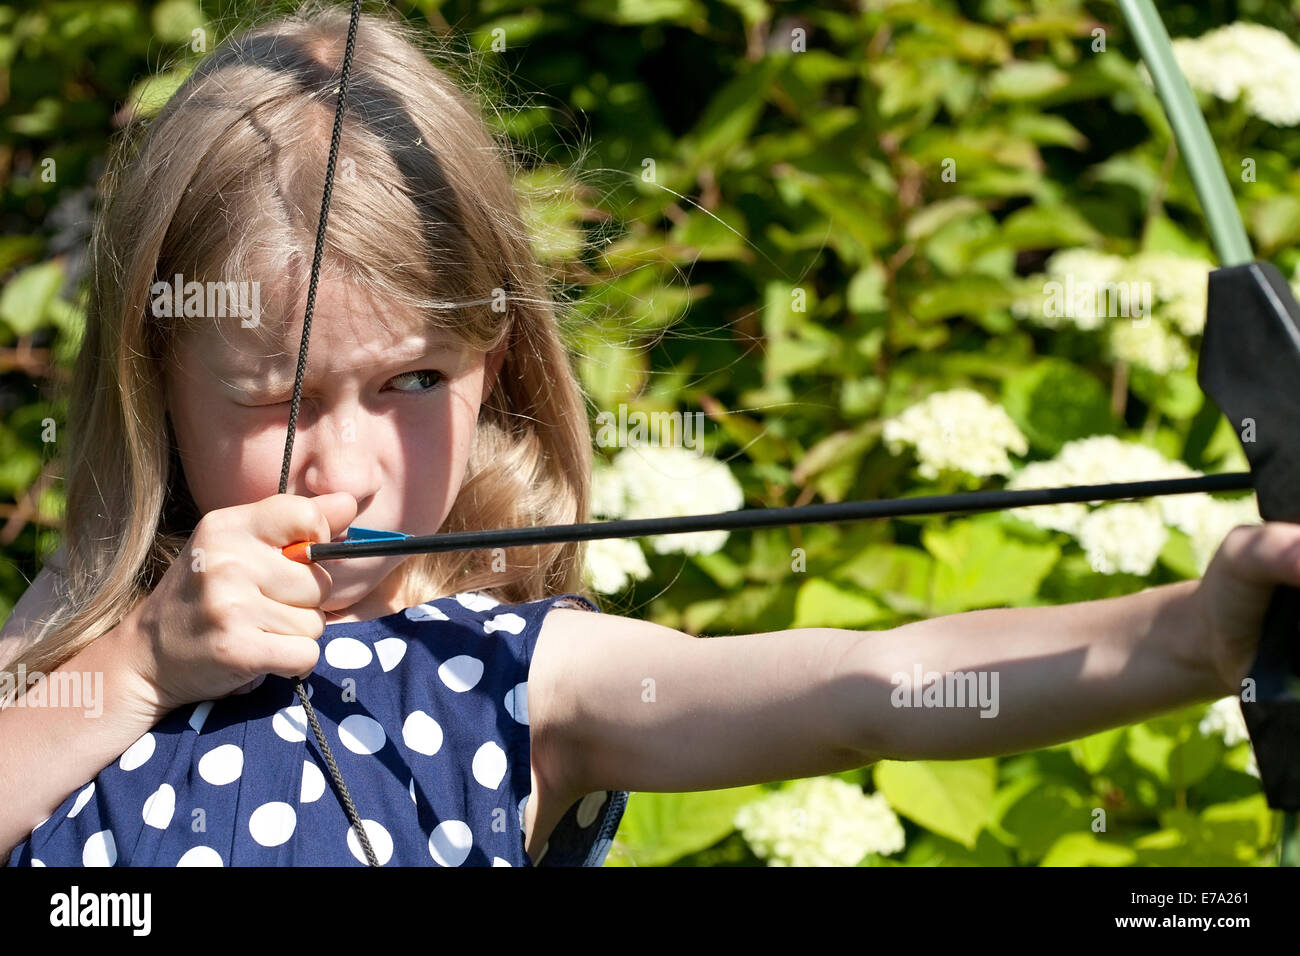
305, 472, 1254, 560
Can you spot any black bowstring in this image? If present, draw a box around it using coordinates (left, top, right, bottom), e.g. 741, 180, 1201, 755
276, 0, 378, 867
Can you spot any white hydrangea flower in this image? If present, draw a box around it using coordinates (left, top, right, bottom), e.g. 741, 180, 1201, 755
1159, 493, 1261, 573
1169, 22, 1300, 126
590, 460, 627, 519
733, 777, 906, 866
1011, 249, 1210, 343
1199, 696, 1259, 777
1200, 695, 1250, 747
610, 445, 744, 555
1126, 251, 1211, 338
1006, 435, 1197, 537
1010, 249, 1127, 331
1107, 317, 1192, 373
1075, 501, 1168, 575
1003, 458, 1090, 534
582, 535, 652, 594
882, 388, 1028, 480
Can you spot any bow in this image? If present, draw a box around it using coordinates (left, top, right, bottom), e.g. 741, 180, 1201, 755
276, 0, 1296, 866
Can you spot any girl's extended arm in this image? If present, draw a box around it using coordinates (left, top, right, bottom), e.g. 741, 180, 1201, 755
0, 607, 164, 865
846, 578, 1222, 761
539, 578, 1225, 797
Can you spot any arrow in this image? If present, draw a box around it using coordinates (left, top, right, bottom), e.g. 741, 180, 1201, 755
280, 472, 1253, 563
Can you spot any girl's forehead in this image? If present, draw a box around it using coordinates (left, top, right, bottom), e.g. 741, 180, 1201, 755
170, 314, 476, 381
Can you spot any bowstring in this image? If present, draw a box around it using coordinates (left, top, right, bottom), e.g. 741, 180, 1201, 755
275, 0, 379, 867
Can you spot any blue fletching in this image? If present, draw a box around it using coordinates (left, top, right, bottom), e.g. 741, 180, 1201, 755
344, 526, 409, 542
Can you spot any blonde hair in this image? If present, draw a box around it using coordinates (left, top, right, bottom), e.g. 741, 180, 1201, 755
9, 1, 598, 680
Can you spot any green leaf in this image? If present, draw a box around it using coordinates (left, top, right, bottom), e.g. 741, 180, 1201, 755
121, 66, 193, 121
578, 340, 647, 407
873, 759, 997, 849
984, 204, 1103, 252
1001, 359, 1115, 455
669, 206, 751, 260
1039, 832, 1137, 866
791, 578, 889, 629
995, 776, 1091, 859
834, 544, 935, 616
791, 422, 880, 485
0, 236, 43, 274
846, 261, 888, 313
901, 829, 1014, 866
1005, 112, 1088, 150
679, 59, 779, 170
922, 518, 1059, 613
908, 274, 1013, 322
0, 260, 64, 336
986, 61, 1070, 102
608, 787, 765, 866
1126, 721, 1175, 785
1140, 214, 1216, 261
1069, 726, 1127, 775
1249, 195, 1300, 256
1158, 528, 1200, 578
151, 0, 205, 44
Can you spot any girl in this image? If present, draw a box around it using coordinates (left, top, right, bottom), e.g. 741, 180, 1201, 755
0, 2, 1296, 867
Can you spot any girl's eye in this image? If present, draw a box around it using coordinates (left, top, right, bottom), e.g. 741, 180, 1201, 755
387, 369, 444, 392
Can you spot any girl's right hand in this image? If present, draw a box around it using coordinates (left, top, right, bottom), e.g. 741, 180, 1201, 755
121, 492, 358, 715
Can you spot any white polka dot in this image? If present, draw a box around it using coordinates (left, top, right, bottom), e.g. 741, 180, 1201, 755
438, 655, 484, 692
409, 777, 417, 804
142, 784, 175, 829
324, 636, 373, 669
472, 740, 507, 789
273, 705, 307, 742
483, 612, 526, 635
248, 802, 296, 847
301, 760, 325, 803
198, 744, 244, 785
518, 793, 530, 831
119, 732, 155, 771
576, 791, 607, 828
505, 681, 529, 724
31, 859, 45, 867
405, 603, 448, 621
189, 700, 214, 733
375, 638, 407, 671
176, 846, 223, 866
83, 830, 116, 866
68, 782, 95, 819
492, 857, 512, 866
455, 591, 499, 612
338, 714, 385, 755
428, 820, 473, 866
346, 820, 394, 865
401, 711, 443, 756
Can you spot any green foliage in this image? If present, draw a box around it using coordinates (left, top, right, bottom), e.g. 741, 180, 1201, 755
4, 0, 1294, 867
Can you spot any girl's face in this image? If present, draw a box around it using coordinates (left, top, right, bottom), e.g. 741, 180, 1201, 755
163, 276, 506, 623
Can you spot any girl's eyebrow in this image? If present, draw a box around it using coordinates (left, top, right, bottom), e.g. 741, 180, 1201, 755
214, 340, 467, 392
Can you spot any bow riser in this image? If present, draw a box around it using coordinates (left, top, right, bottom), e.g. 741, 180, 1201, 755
1200, 261, 1300, 810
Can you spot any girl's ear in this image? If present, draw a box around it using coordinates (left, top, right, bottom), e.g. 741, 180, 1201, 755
481, 341, 508, 401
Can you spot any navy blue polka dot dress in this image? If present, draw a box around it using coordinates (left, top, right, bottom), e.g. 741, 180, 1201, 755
7, 591, 627, 867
